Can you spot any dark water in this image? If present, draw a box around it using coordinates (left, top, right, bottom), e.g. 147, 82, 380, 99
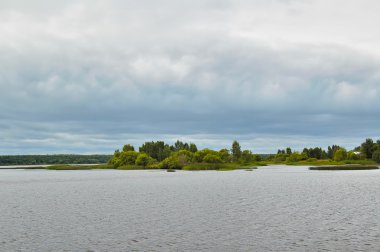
1, 166, 379, 251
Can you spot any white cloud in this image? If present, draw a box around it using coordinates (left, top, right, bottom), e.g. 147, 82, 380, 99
1, 0, 380, 153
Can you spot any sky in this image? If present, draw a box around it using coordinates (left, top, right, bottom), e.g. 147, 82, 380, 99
0, 0, 380, 154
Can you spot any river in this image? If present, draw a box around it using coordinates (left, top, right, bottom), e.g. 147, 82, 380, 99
1, 165, 379, 251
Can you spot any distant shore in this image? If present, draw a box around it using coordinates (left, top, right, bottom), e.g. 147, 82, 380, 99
1, 162, 378, 171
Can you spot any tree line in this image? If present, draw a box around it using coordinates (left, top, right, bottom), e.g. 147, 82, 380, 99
1, 138, 379, 167
0, 154, 112, 166
108, 140, 262, 169
109, 138, 380, 169
273, 138, 380, 163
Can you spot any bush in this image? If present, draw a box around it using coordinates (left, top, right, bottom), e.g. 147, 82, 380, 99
286, 152, 308, 162
135, 153, 150, 167
119, 151, 139, 166
372, 150, 380, 163
173, 150, 194, 160
274, 153, 288, 162
347, 151, 359, 160
307, 158, 318, 162
203, 154, 222, 163
334, 149, 347, 161
183, 163, 225, 170
240, 150, 253, 163
218, 149, 231, 162
193, 149, 220, 163
253, 154, 262, 162
159, 156, 184, 169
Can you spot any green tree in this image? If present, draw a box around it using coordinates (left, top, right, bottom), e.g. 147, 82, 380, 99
334, 148, 347, 161
122, 144, 135, 152
327, 145, 342, 159
139, 141, 171, 161
361, 138, 375, 159
108, 150, 121, 166
302, 148, 310, 158
192, 149, 219, 163
286, 152, 308, 162
347, 151, 359, 160
173, 140, 187, 152
203, 154, 222, 163
159, 156, 184, 169
193, 151, 203, 163
231, 140, 242, 162
252, 154, 262, 162
120, 151, 139, 165
372, 150, 380, 163
172, 150, 194, 165
218, 149, 231, 162
189, 143, 198, 153
308, 147, 323, 159
241, 150, 253, 163
286, 147, 292, 155
135, 153, 150, 167
274, 153, 288, 162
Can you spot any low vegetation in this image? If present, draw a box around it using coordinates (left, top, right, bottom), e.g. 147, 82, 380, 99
309, 165, 379, 170
107, 141, 269, 171
45, 164, 112, 170
0, 154, 111, 166
3, 138, 380, 172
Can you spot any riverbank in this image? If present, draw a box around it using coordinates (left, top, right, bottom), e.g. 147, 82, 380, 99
1, 160, 378, 171
310, 165, 379, 170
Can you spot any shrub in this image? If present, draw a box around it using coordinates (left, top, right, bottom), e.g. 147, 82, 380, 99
274, 153, 288, 162
334, 148, 347, 161
347, 151, 359, 160
307, 158, 318, 162
203, 154, 222, 163
286, 152, 308, 162
135, 153, 153, 167
119, 151, 139, 166
240, 150, 253, 163
372, 150, 380, 163
183, 163, 224, 170
172, 150, 194, 160
159, 156, 184, 169
253, 154, 262, 162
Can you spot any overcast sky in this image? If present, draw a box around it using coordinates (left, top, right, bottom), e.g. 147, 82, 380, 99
1, 0, 380, 154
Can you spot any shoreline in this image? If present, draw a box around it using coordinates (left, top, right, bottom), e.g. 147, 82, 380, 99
1, 163, 378, 171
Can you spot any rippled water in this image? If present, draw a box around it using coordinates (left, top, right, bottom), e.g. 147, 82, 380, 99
1, 166, 379, 251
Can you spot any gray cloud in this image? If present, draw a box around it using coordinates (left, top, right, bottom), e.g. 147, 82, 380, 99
1, 0, 380, 154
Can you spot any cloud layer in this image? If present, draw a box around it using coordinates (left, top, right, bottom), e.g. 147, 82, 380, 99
1, 0, 380, 154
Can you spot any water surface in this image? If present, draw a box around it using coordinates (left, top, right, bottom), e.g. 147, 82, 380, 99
1, 166, 379, 251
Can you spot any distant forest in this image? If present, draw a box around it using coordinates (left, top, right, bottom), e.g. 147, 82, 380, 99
1, 137, 379, 167
0, 155, 112, 166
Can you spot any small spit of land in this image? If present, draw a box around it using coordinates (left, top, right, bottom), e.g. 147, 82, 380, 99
1, 138, 379, 171
23, 164, 260, 171
309, 165, 379, 170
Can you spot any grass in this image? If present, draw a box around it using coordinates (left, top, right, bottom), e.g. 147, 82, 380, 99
116, 165, 146, 170
182, 163, 259, 171
39, 159, 379, 171
342, 160, 376, 165
285, 159, 376, 166
183, 163, 229, 170
309, 165, 379, 170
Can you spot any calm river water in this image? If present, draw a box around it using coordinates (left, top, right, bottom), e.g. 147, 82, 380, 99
1, 165, 379, 251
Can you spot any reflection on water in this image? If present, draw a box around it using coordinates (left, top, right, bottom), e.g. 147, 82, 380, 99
0, 166, 379, 251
